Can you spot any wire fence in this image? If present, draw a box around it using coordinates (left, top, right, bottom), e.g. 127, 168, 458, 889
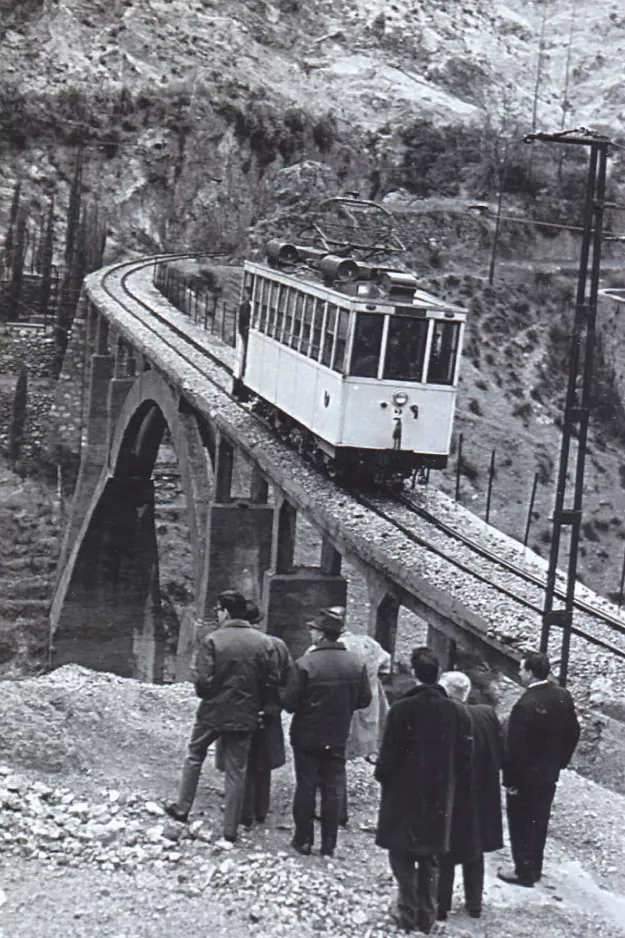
153, 263, 238, 348
0, 268, 60, 330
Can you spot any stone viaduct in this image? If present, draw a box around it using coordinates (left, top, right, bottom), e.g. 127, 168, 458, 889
49, 259, 528, 685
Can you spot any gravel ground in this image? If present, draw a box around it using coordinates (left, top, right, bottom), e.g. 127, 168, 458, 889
1, 666, 625, 938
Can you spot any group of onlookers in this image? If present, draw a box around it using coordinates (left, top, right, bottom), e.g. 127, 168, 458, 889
165, 589, 580, 934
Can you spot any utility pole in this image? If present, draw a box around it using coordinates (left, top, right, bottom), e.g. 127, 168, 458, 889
488, 141, 509, 286
524, 127, 611, 687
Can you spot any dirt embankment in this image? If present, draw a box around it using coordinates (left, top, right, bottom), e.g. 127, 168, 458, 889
1, 664, 625, 938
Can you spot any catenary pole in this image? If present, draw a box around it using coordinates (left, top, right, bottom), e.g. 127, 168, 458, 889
525, 128, 611, 686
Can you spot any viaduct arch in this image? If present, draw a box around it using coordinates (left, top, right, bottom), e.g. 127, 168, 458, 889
50, 369, 215, 681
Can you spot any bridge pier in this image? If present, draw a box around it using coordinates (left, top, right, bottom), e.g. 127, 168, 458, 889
51, 477, 165, 681
262, 500, 347, 659
427, 626, 457, 671
195, 437, 273, 626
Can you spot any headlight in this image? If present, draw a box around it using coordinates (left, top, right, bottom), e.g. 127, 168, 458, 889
392, 391, 408, 407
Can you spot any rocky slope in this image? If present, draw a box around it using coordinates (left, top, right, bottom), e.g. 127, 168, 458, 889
1, 0, 625, 256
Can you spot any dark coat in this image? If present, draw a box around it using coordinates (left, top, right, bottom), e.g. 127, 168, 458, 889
445, 703, 504, 864
257, 635, 292, 770
375, 684, 472, 856
282, 641, 372, 750
193, 620, 278, 733
503, 681, 580, 789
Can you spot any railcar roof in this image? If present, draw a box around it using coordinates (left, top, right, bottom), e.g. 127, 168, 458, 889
244, 259, 466, 316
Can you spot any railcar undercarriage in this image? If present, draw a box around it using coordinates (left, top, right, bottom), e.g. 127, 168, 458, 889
245, 392, 446, 490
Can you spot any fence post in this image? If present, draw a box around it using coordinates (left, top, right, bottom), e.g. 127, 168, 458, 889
454, 433, 463, 502
523, 472, 539, 547
221, 302, 226, 341
485, 449, 496, 524
618, 545, 625, 610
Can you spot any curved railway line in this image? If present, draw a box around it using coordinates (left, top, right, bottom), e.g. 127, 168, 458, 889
100, 254, 625, 665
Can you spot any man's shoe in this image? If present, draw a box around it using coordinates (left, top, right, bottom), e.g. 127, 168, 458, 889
389, 910, 415, 932
497, 868, 534, 887
320, 847, 334, 858
467, 908, 481, 918
255, 815, 266, 824
164, 803, 188, 823
214, 837, 236, 850
291, 840, 312, 856
437, 910, 448, 921
240, 817, 253, 830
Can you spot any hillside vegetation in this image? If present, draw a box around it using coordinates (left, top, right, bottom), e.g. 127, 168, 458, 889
2, 0, 625, 599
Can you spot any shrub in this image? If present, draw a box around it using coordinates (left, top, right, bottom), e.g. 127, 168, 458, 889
9, 367, 27, 471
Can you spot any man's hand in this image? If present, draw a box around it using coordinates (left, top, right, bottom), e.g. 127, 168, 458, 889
505, 786, 518, 796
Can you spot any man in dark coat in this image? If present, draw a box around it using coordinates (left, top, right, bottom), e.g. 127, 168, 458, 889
375, 648, 472, 935
437, 671, 504, 920
165, 590, 278, 844
241, 600, 293, 827
498, 651, 580, 887
282, 606, 371, 858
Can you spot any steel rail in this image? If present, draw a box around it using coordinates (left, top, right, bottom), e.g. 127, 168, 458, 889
399, 492, 625, 638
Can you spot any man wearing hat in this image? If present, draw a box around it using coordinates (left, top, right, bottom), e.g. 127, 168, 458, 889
282, 606, 372, 857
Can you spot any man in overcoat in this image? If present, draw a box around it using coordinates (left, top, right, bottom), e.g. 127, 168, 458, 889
375, 647, 472, 934
498, 651, 580, 887
165, 590, 277, 844
437, 671, 503, 920
282, 606, 371, 858
241, 600, 293, 827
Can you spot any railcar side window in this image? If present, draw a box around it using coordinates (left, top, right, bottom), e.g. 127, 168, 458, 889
383, 317, 428, 381
350, 312, 384, 378
277, 285, 291, 343
321, 304, 338, 367
427, 321, 460, 385
244, 272, 256, 327
333, 308, 350, 373
267, 282, 281, 338
310, 299, 325, 360
258, 278, 269, 333
290, 292, 304, 348
300, 296, 315, 354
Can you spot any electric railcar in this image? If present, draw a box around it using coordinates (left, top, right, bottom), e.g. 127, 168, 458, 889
233, 240, 466, 482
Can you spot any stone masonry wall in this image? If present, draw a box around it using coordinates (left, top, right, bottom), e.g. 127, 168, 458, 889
0, 326, 58, 470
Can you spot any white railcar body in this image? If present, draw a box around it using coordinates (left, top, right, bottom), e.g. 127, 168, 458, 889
237, 255, 466, 475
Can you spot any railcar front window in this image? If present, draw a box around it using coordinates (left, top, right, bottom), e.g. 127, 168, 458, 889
428, 321, 460, 385
350, 312, 384, 378
321, 304, 338, 367
383, 317, 428, 381
333, 308, 350, 373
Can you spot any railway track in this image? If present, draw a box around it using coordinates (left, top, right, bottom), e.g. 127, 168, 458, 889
353, 489, 625, 660
100, 255, 625, 664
